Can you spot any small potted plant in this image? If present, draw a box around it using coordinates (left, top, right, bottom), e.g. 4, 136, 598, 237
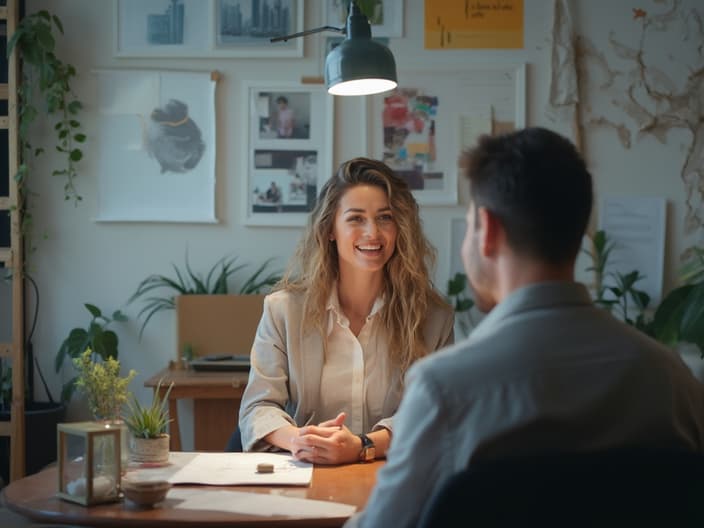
123, 379, 174, 465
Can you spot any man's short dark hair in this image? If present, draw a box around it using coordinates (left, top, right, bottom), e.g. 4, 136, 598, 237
276, 96, 288, 105
460, 127, 593, 264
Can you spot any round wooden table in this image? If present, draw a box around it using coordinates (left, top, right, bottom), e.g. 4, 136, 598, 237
2, 461, 383, 527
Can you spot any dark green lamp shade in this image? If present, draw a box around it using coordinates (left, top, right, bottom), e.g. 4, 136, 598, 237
325, 38, 398, 96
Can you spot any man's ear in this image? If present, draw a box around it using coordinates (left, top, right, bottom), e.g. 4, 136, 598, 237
477, 207, 502, 258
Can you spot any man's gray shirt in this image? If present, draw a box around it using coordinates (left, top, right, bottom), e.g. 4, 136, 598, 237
346, 281, 704, 528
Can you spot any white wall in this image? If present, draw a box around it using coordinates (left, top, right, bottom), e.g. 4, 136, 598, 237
15, 0, 702, 448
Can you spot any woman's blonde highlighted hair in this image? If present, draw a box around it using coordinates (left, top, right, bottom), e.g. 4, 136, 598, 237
278, 157, 447, 375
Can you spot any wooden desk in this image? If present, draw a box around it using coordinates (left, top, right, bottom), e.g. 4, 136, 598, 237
145, 367, 249, 452
2, 461, 383, 527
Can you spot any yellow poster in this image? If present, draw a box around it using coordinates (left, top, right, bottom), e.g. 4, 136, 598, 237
425, 0, 524, 49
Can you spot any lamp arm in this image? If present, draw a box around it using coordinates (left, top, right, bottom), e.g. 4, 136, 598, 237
270, 25, 344, 43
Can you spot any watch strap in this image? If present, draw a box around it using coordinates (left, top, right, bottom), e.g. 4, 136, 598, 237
357, 434, 375, 462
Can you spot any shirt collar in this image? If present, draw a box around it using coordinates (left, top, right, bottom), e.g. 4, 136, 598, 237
326, 283, 385, 336
467, 281, 593, 344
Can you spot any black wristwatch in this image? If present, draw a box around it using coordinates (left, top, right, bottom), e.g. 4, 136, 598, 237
357, 434, 376, 462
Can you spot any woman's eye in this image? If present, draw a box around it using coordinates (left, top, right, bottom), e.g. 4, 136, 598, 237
377, 214, 393, 223
347, 215, 364, 223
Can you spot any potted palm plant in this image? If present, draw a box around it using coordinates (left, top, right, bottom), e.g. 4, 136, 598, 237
123, 379, 173, 465
128, 252, 281, 339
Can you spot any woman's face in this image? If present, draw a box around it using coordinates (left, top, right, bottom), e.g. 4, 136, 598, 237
331, 184, 398, 275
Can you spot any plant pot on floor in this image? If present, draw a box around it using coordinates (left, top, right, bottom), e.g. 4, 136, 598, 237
129, 434, 170, 465
0, 401, 66, 485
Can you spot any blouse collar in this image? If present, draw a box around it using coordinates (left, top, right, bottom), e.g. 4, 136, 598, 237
326, 282, 385, 335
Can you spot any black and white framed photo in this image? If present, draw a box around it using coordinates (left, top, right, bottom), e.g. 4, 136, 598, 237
367, 64, 526, 205
214, 0, 302, 57
114, 0, 303, 58
242, 81, 334, 226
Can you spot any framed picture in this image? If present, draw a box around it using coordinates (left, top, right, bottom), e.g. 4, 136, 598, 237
114, 0, 303, 58
367, 64, 526, 205
242, 81, 334, 227
93, 69, 217, 223
323, 0, 403, 38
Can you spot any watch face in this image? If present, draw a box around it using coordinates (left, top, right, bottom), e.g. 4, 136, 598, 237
359, 434, 376, 462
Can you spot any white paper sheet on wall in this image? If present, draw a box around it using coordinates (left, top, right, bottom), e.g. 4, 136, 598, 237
459, 108, 492, 151
92, 69, 217, 223
598, 195, 666, 305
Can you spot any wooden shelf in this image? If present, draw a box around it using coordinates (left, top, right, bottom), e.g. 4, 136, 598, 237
2, 0, 24, 482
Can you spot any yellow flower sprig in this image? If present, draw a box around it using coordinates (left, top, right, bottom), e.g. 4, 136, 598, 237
73, 348, 137, 421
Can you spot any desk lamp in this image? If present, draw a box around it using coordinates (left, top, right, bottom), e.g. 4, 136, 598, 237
271, 1, 397, 96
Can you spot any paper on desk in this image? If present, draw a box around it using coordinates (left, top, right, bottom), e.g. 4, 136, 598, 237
169, 488, 357, 518
167, 452, 313, 486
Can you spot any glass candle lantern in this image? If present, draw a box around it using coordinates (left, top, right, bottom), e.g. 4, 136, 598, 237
57, 421, 121, 506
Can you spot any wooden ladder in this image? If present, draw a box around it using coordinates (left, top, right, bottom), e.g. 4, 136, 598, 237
0, 0, 24, 483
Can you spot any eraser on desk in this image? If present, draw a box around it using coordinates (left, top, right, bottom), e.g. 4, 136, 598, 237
257, 462, 274, 474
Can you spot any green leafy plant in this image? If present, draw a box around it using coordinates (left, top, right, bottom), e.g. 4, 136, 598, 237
7, 10, 86, 255
123, 379, 174, 439
55, 304, 128, 402
73, 349, 136, 421
646, 247, 704, 353
584, 230, 615, 309
446, 272, 475, 338
584, 230, 651, 326
586, 231, 704, 355
607, 270, 651, 328
128, 253, 282, 338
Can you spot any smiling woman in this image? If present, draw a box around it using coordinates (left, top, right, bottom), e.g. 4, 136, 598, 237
332, 184, 398, 280
234, 157, 455, 464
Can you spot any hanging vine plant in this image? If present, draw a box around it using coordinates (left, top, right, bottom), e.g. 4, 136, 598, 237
7, 9, 86, 252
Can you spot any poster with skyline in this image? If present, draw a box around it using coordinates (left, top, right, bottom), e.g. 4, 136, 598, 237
114, 0, 302, 57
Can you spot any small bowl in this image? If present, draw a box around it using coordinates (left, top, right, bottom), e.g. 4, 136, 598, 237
121, 479, 172, 508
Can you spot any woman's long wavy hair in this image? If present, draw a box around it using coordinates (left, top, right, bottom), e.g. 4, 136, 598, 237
277, 157, 447, 375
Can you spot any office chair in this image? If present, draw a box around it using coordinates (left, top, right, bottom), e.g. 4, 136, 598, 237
224, 425, 243, 452
417, 447, 704, 528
